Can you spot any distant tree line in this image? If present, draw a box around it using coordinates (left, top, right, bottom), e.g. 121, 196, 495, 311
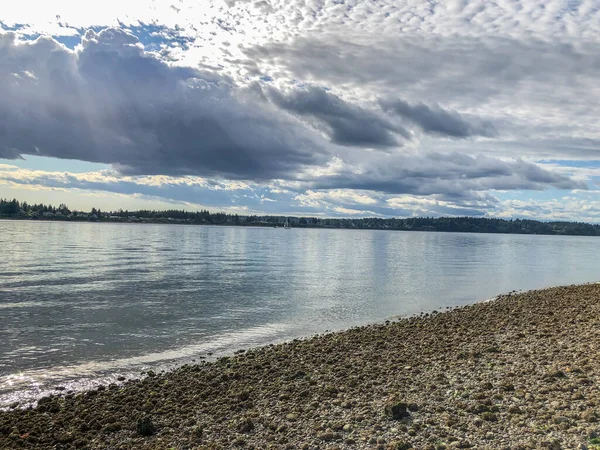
1, 198, 600, 236
0, 199, 71, 216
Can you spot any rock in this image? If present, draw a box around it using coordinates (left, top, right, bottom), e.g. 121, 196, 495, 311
385, 400, 410, 420
285, 413, 297, 421
507, 406, 522, 414
317, 429, 341, 442
342, 424, 351, 432
136, 416, 155, 436
544, 439, 562, 450
387, 440, 412, 450
238, 418, 254, 433
57, 432, 74, 444
37, 396, 60, 413
481, 412, 498, 422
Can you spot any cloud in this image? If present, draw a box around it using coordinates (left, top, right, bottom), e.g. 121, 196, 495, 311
1, 28, 582, 198
0, 166, 262, 210
386, 194, 494, 218
2, 164, 597, 221
243, 34, 600, 153
307, 152, 585, 196
491, 193, 600, 223
266, 85, 408, 147
380, 99, 496, 138
294, 189, 378, 208
0, 28, 331, 181
1, 15, 594, 221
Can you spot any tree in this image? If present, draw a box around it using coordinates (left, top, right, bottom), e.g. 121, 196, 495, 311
0, 199, 20, 215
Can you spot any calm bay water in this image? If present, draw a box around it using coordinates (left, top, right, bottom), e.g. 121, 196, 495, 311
1, 220, 599, 407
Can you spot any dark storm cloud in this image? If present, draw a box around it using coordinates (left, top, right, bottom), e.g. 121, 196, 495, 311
380, 99, 496, 138
0, 28, 329, 180
308, 152, 584, 195
267, 85, 408, 147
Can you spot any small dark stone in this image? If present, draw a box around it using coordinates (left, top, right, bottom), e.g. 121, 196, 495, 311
507, 406, 522, 414
481, 412, 498, 422
137, 416, 155, 436
317, 430, 341, 442
57, 432, 74, 444
37, 396, 60, 413
238, 418, 254, 433
192, 425, 204, 439
385, 401, 410, 420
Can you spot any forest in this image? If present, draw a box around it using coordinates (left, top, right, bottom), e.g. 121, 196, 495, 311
1, 197, 599, 236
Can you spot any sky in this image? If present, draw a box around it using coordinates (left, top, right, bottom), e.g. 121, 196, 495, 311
1, 1, 600, 221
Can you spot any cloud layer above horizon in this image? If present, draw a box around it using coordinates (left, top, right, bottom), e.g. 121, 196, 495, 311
1, 0, 600, 219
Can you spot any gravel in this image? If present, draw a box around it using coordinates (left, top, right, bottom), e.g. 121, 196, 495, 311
1, 283, 599, 449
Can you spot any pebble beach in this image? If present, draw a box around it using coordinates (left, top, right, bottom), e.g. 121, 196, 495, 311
1, 283, 599, 449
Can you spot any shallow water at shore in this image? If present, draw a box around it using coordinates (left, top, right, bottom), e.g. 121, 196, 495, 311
2, 220, 600, 407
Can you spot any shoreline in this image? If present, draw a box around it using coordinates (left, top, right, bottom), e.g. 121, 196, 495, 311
3, 217, 600, 239
0, 292, 509, 411
1, 284, 599, 449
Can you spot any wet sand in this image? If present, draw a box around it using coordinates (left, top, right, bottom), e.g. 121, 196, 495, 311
1, 284, 599, 449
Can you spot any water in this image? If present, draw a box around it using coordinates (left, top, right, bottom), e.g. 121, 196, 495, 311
1, 220, 599, 407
